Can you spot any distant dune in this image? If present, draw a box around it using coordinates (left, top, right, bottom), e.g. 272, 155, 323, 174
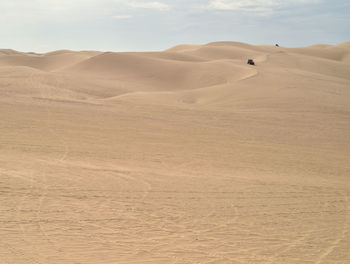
0, 41, 350, 264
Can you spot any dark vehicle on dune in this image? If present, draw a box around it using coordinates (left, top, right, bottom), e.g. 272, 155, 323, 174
247, 59, 255, 65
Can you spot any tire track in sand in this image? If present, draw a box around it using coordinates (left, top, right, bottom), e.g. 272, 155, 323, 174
315, 192, 350, 264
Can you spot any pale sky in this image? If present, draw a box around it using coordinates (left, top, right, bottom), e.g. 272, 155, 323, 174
0, 0, 349, 52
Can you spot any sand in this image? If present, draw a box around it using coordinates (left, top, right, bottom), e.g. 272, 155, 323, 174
0, 42, 350, 263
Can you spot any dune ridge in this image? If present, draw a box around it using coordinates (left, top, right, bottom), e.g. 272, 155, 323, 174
0, 41, 350, 264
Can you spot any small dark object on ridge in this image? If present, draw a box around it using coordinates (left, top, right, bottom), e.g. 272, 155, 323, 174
247, 59, 255, 65
275, 44, 279, 47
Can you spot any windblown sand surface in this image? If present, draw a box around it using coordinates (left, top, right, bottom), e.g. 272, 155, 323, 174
1, 42, 350, 263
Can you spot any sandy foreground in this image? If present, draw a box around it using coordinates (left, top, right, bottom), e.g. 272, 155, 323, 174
0, 42, 350, 263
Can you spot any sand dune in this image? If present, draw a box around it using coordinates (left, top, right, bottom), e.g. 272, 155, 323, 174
66, 52, 255, 94
288, 45, 350, 63
0, 42, 350, 264
0, 50, 100, 71
0, 49, 24, 56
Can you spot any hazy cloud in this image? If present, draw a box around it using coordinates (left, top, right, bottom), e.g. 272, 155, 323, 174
207, 0, 322, 14
127, 1, 170, 11
112, 15, 132, 19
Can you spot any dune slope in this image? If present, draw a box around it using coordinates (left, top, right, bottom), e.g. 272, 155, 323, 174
0, 42, 350, 264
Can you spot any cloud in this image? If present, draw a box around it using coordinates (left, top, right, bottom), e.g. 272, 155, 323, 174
207, 0, 322, 14
209, 0, 275, 11
113, 14, 132, 19
126, 1, 170, 11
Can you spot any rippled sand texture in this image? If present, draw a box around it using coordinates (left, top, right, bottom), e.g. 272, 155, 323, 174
1, 42, 350, 263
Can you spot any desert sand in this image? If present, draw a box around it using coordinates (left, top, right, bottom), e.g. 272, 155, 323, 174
0, 42, 350, 263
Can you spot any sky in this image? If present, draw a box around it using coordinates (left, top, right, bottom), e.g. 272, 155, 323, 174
0, 0, 349, 52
